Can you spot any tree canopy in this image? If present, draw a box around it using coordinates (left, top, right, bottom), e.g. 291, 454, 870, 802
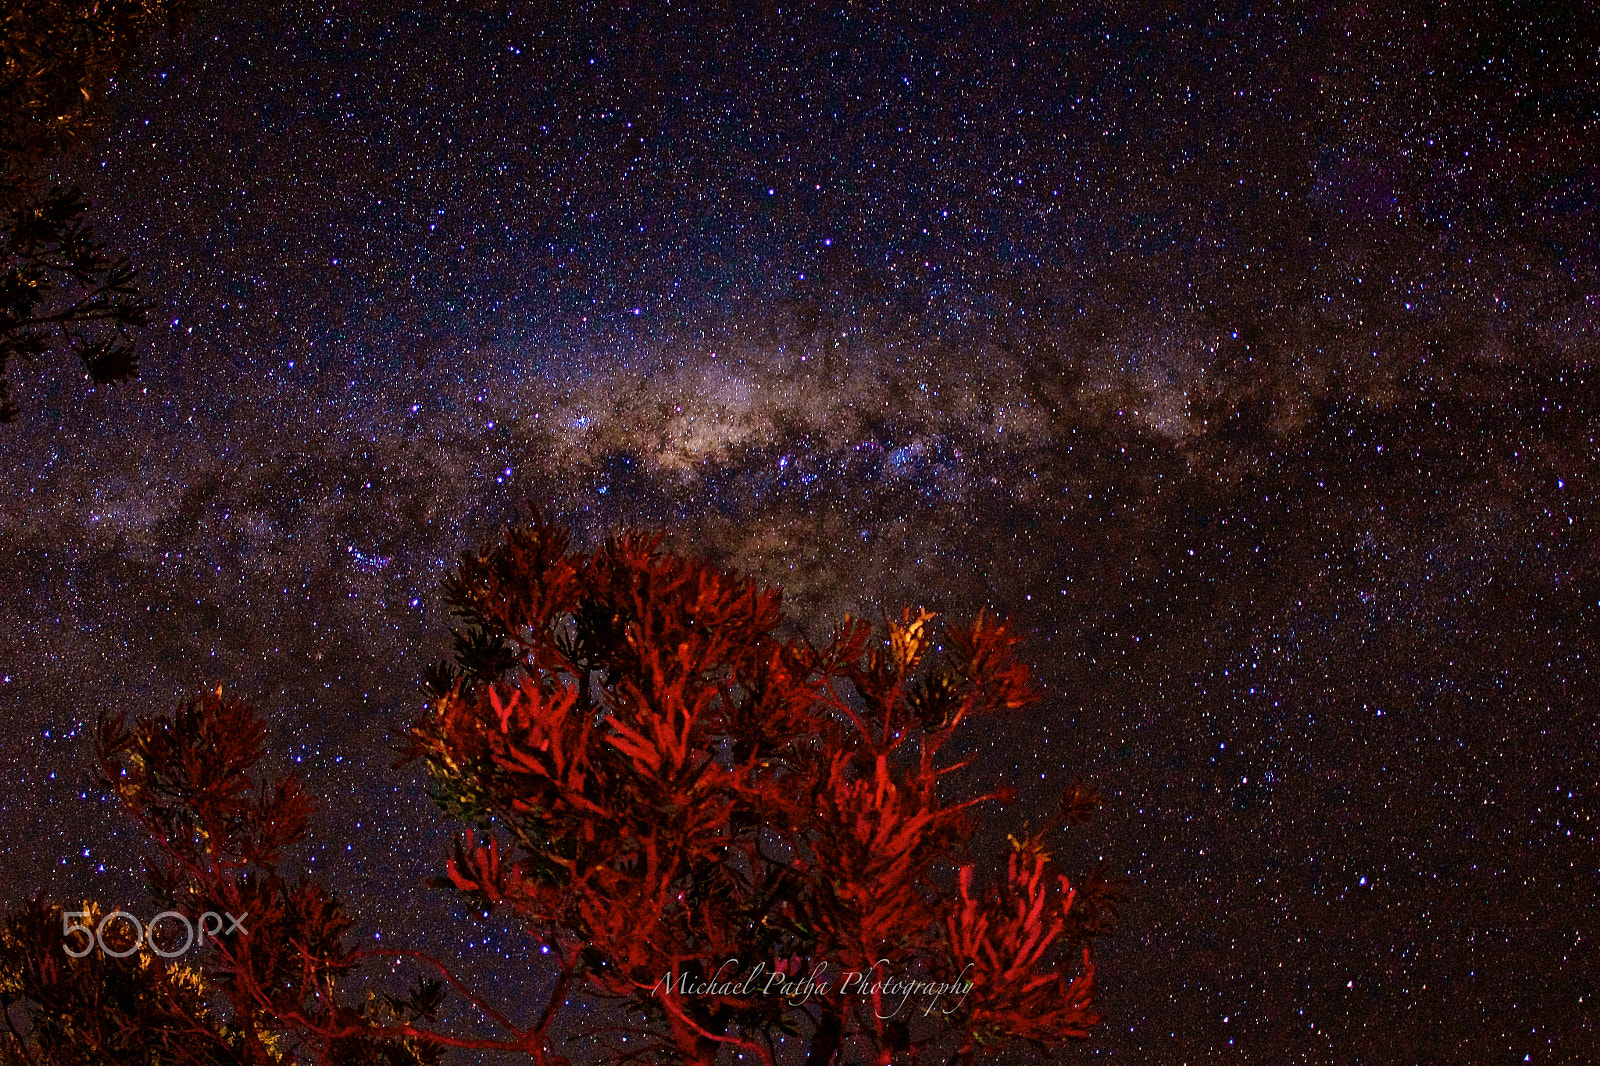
1, 518, 1117, 1064
0, 0, 186, 421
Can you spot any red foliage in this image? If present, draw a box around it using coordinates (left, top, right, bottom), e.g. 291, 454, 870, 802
2, 691, 543, 1065
405, 517, 1117, 1064
1, 519, 1117, 1066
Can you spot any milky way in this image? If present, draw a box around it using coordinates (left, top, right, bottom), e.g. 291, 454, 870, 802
3, 3, 1596, 1062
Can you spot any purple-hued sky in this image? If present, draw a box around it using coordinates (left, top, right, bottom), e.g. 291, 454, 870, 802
3, 3, 1596, 1062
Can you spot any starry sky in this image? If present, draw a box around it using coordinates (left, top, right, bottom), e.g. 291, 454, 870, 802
2, 1, 1597, 1062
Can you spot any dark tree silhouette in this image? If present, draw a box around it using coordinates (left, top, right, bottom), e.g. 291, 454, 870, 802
0, 186, 151, 421
0, 0, 187, 421
1, 519, 1118, 1064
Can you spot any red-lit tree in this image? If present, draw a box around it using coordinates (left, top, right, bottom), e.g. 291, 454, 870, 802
0, 517, 1117, 1065
409, 517, 1116, 1064
2, 690, 450, 1065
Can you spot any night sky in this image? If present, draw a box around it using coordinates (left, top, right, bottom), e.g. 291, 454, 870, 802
3, 2, 1597, 1062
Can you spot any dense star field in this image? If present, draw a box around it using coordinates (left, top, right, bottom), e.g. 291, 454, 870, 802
2, 2, 1596, 1062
